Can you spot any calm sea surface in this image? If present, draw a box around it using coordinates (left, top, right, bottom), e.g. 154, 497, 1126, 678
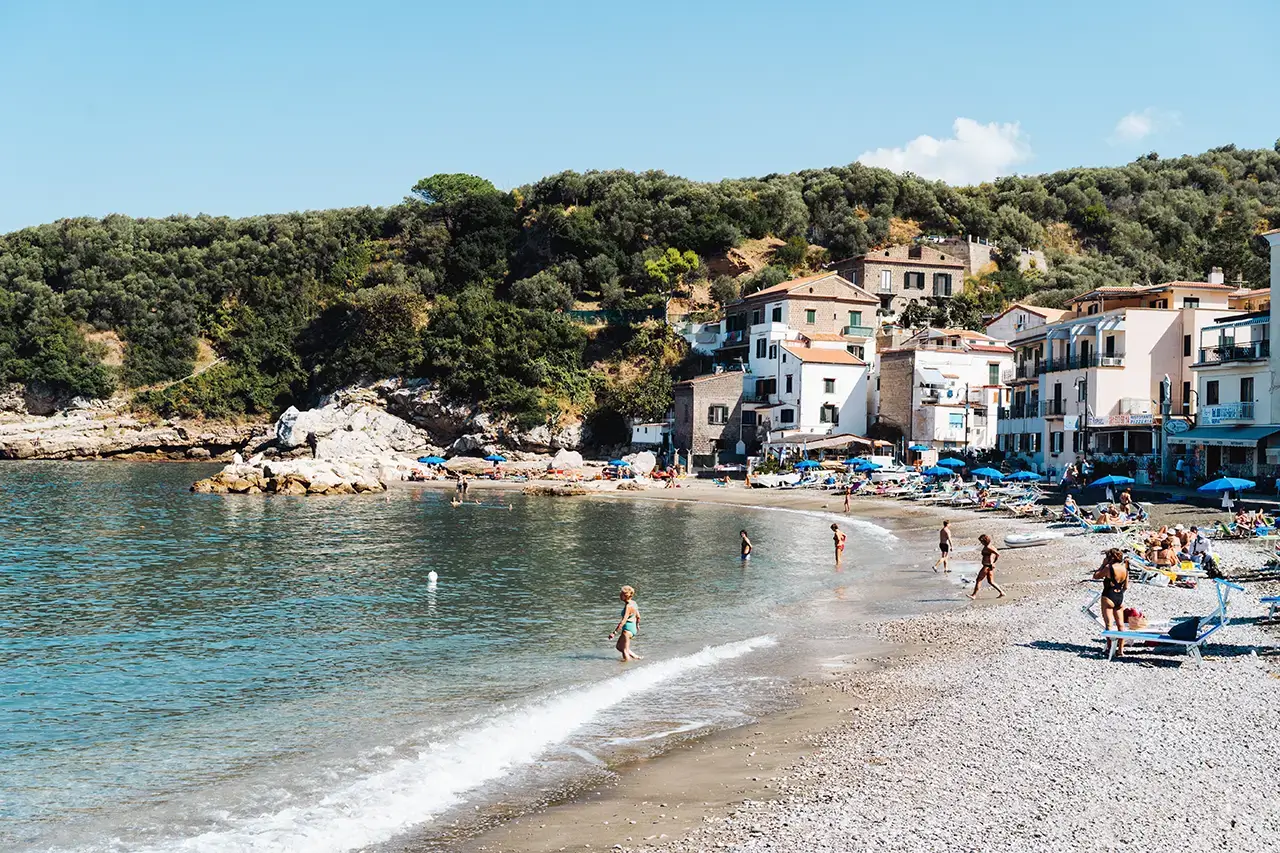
0, 463, 914, 852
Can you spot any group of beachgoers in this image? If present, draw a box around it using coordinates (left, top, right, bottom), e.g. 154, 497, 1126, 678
928, 519, 1004, 599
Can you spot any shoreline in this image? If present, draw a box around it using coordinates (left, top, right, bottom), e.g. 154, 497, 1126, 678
400, 482, 1280, 853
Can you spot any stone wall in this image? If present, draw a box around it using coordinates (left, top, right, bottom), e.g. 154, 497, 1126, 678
673, 372, 745, 459
875, 351, 915, 440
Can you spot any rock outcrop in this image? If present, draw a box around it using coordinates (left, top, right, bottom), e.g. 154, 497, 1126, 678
192, 459, 387, 495
0, 409, 268, 461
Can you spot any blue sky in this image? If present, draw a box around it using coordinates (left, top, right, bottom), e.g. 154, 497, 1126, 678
0, 0, 1272, 232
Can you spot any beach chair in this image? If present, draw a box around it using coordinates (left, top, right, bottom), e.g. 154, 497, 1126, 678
1077, 516, 1118, 534
1098, 578, 1245, 663
1262, 596, 1280, 620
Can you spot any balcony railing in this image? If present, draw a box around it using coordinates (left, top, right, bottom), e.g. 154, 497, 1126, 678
1200, 402, 1255, 424
1042, 399, 1069, 416
1036, 353, 1126, 374
1196, 340, 1269, 365
842, 325, 874, 337
721, 330, 747, 346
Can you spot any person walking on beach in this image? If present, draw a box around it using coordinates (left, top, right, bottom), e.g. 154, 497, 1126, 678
740, 529, 753, 561
608, 586, 642, 662
843, 484, 852, 513
932, 520, 952, 573
1093, 548, 1129, 658
968, 534, 1005, 599
831, 523, 847, 568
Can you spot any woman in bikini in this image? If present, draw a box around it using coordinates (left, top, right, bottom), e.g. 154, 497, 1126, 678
968, 534, 1005, 599
740, 529, 753, 561
1093, 548, 1129, 658
831, 523, 847, 568
608, 585, 642, 662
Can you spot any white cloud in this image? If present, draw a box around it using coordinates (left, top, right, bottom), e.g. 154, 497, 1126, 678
856, 118, 1032, 185
1110, 108, 1181, 144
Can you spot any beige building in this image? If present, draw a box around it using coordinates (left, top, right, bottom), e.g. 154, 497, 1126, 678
831, 245, 966, 320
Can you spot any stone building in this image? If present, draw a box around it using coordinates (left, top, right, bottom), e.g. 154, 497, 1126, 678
831, 245, 966, 320
672, 370, 748, 465
934, 235, 1048, 276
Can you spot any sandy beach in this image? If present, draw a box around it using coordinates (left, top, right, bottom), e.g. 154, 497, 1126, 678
406, 477, 1280, 853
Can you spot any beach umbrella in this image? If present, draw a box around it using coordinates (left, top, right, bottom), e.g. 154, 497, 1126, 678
1197, 476, 1255, 493
484, 453, 506, 463
609, 459, 631, 466
923, 466, 956, 477
936, 458, 966, 468
795, 460, 821, 469
418, 455, 446, 465
1006, 471, 1043, 482
1088, 474, 1134, 488
971, 467, 1005, 480
908, 444, 929, 452
854, 461, 882, 471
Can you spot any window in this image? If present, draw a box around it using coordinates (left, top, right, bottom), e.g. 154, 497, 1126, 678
1183, 297, 1200, 308
1031, 432, 1041, 452
771, 306, 782, 322
755, 338, 766, 359
751, 309, 763, 325
988, 363, 1000, 386
708, 405, 729, 425
932, 273, 952, 296
1087, 303, 1099, 315
1206, 380, 1219, 405
1242, 377, 1254, 402
1077, 379, 1087, 402
1050, 431, 1064, 454
805, 309, 816, 324
741, 411, 756, 427
768, 344, 777, 359
904, 271, 925, 290
785, 374, 793, 393
1151, 299, 1167, 309
847, 345, 865, 359
820, 404, 838, 423
1104, 335, 1115, 357
779, 408, 795, 424
1072, 431, 1081, 453
1183, 334, 1191, 357
879, 270, 893, 292
1182, 381, 1191, 413
848, 310, 862, 327
823, 378, 836, 394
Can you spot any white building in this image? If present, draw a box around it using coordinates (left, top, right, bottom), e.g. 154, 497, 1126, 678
768, 341, 869, 439
630, 420, 671, 448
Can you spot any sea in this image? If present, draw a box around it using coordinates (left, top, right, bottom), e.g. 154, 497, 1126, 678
0, 462, 947, 853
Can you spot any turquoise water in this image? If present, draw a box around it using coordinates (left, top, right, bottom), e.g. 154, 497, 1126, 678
0, 463, 903, 852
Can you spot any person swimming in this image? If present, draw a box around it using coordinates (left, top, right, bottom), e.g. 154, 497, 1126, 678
740, 529, 753, 560
831, 523, 847, 568
608, 585, 642, 662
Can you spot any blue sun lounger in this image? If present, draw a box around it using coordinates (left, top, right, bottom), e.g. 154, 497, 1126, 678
1098, 578, 1244, 663
1263, 596, 1280, 620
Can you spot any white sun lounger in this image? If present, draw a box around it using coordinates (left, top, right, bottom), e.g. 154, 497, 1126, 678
1096, 578, 1244, 662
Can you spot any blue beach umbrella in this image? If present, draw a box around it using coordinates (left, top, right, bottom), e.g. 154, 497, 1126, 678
1089, 474, 1134, 488
971, 467, 1005, 480
853, 461, 882, 471
1197, 476, 1255, 493
484, 453, 507, 463
418, 455, 446, 465
936, 458, 966, 468
923, 466, 956, 477
908, 444, 929, 452
609, 459, 631, 466
1006, 471, 1043, 482
795, 460, 821, 469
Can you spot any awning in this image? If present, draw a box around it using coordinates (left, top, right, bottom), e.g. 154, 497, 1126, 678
919, 367, 946, 385
1167, 425, 1280, 447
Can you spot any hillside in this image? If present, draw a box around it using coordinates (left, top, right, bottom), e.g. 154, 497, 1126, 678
1, 144, 1277, 438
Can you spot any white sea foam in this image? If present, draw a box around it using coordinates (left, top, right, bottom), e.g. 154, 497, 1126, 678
91, 635, 775, 853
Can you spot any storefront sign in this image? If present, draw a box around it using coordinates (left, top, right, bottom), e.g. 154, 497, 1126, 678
1087, 413, 1154, 427
1063, 416, 1079, 432
1164, 418, 1190, 434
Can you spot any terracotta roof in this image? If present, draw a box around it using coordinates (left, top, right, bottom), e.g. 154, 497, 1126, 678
849, 255, 965, 269
1150, 280, 1235, 291
986, 302, 1070, 326
800, 332, 853, 342
676, 371, 746, 386
1261, 227, 1280, 237
781, 344, 864, 366
748, 272, 832, 298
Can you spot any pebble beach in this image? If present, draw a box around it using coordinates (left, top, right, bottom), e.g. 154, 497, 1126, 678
446, 481, 1280, 853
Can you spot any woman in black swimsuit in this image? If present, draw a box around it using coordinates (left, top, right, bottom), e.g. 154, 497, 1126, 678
967, 534, 1004, 599
740, 529, 752, 561
1092, 548, 1129, 658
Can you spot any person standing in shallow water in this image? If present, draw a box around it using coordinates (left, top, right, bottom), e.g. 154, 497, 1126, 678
740, 529, 752, 561
831, 523, 847, 568
932, 520, 952, 573
608, 586, 642, 661
968, 534, 1005, 599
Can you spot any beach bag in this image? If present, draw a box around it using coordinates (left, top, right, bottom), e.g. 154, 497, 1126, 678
1167, 617, 1201, 642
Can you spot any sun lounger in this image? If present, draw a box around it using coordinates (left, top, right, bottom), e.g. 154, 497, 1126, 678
1261, 596, 1280, 619
1097, 579, 1244, 662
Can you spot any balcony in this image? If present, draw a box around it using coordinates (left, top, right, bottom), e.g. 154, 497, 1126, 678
1001, 362, 1040, 383
1196, 340, 1270, 366
1042, 399, 1069, 417
842, 325, 874, 337
720, 329, 748, 347
1200, 401, 1255, 425
1036, 353, 1125, 374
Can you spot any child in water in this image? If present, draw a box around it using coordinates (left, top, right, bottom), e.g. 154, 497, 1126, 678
608, 585, 642, 661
